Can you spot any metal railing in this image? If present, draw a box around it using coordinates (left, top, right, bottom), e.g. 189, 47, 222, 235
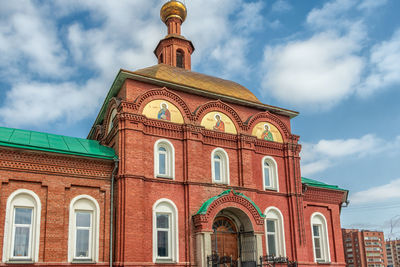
258, 255, 297, 267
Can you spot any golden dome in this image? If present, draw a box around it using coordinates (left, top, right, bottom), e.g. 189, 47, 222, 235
133, 64, 262, 104
160, 1, 187, 24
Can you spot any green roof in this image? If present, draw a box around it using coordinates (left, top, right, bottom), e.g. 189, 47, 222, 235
0, 126, 116, 160
301, 177, 347, 191
196, 189, 265, 218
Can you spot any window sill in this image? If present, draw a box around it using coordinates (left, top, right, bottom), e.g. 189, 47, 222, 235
156, 175, 174, 179
6, 259, 34, 264
155, 259, 176, 264
72, 259, 96, 264
316, 261, 331, 264
264, 187, 278, 191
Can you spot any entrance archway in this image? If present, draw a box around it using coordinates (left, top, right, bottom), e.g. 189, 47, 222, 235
212, 216, 238, 261
210, 208, 257, 267
193, 190, 265, 267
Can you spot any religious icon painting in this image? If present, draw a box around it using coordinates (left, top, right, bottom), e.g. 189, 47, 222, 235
213, 113, 225, 132
261, 123, 274, 141
251, 122, 283, 143
142, 100, 184, 124
157, 102, 171, 121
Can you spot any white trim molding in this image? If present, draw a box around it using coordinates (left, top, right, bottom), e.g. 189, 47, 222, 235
211, 148, 230, 184
311, 212, 331, 263
2, 189, 41, 263
154, 139, 175, 179
262, 156, 279, 191
264, 207, 286, 257
152, 198, 179, 263
107, 108, 117, 135
68, 195, 100, 263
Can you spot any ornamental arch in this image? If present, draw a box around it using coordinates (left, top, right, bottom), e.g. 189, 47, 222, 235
135, 87, 193, 123
193, 190, 265, 267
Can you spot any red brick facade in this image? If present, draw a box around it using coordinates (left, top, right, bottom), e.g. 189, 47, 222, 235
0, 1, 348, 266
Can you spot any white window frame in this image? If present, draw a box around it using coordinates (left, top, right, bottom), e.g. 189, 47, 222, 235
211, 148, 229, 184
152, 198, 179, 263
107, 109, 117, 134
262, 156, 279, 191
68, 195, 100, 263
154, 139, 175, 179
2, 189, 41, 263
264, 207, 286, 257
311, 212, 331, 263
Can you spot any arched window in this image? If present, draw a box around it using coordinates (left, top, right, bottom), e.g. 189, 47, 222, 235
68, 195, 100, 263
154, 139, 175, 179
2, 189, 41, 263
159, 53, 164, 64
311, 213, 330, 263
262, 156, 279, 191
152, 199, 178, 263
211, 148, 229, 184
265, 207, 286, 257
176, 50, 184, 68
107, 109, 117, 134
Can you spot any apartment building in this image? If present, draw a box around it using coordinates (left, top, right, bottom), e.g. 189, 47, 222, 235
342, 229, 387, 267
386, 239, 400, 267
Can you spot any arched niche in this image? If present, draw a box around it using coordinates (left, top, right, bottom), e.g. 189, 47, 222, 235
251, 122, 283, 143
200, 111, 237, 134
142, 99, 184, 124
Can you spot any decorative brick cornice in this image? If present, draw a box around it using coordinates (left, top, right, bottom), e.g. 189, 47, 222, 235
0, 149, 113, 179
303, 186, 345, 205
134, 87, 193, 121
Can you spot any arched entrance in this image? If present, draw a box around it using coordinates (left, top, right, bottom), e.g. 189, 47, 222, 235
210, 208, 257, 267
193, 190, 265, 267
212, 216, 238, 261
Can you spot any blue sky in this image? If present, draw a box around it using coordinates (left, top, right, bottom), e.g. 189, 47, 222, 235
1, 0, 399, 238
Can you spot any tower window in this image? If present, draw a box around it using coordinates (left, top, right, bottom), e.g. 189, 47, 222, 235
176, 50, 184, 68
160, 53, 164, 64
154, 139, 175, 179
211, 148, 229, 184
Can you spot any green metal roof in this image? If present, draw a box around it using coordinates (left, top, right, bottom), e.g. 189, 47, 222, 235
0, 126, 116, 160
196, 189, 265, 218
301, 177, 347, 191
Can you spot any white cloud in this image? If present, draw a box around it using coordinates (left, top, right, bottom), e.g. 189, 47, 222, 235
0, 0, 266, 129
358, 0, 388, 10
0, 1, 70, 80
351, 179, 400, 204
0, 79, 106, 128
271, 0, 292, 13
359, 29, 400, 96
262, 32, 364, 108
259, 0, 399, 109
307, 0, 357, 30
300, 134, 396, 176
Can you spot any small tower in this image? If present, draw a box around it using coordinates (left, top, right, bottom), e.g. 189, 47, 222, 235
155, 0, 195, 70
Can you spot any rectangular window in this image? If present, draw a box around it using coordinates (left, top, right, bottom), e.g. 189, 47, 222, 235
214, 161, 221, 181
156, 213, 171, 259
264, 167, 271, 187
313, 224, 322, 260
266, 219, 277, 256
75, 211, 92, 259
12, 207, 33, 258
159, 153, 166, 175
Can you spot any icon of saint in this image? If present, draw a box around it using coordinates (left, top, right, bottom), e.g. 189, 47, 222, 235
213, 114, 225, 132
261, 123, 273, 141
157, 103, 171, 121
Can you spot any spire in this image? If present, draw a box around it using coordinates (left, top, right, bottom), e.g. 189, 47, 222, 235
154, 0, 194, 70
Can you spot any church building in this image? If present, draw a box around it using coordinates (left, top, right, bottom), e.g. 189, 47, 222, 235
0, 1, 348, 266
